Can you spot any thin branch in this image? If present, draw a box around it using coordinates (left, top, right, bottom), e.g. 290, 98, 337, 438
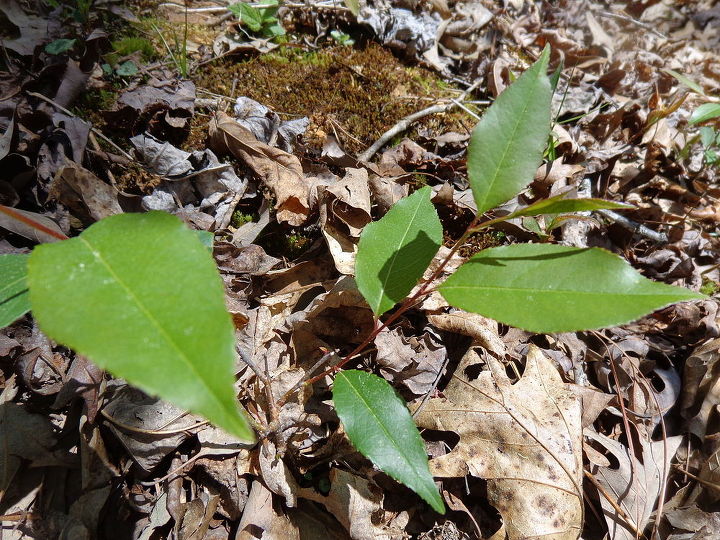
598, 209, 669, 244
595, 10, 668, 40
584, 470, 645, 538
358, 104, 455, 162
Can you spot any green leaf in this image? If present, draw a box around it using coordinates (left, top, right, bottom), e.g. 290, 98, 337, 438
355, 186, 442, 316
333, 370, 444, 513
468, 46, 553, 215
0, 254, 30, 328
263, 22, 286, 38
45, 38, 76, 55
662, 69, 706, 96
690, 103, 720, 125
439, 243, 705, 333
234, 3, 264, 31
507, 194, 633, 219
195, 230, 214, 252
28, 211, 254, 441
115, 60, 138, 77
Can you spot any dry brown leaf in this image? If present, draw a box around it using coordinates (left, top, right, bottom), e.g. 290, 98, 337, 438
50, 162, 122, 222
0, 205, 66, 243
428, 311, 505, 356
682, 338, 720, 439
374, 327, 447, 396
299, 468, 395, 540
323, 168, 372, 237
415, 345, 583, 539
585, 430, 683, 540
209, 111, 309, 226
102, 384, 202, 474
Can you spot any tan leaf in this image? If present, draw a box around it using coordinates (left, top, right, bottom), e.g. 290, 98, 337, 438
208, 111, 309, 226
585, 430, 683, 540
428, 311, 505, 356
50, 162, 123, 222
415, 345, 583, 540
299, 468, 396, 540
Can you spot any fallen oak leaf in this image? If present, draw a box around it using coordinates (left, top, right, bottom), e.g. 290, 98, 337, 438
209, 111, 309, 226
414, 345, 583, 539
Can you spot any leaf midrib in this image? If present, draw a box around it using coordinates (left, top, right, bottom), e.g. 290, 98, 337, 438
474, 69, 545, 213
79, 236, 238, 430
340, 373, 427, 489
440, 283, 695, 298
376, 196, 425, 309
0, 275, 27, 297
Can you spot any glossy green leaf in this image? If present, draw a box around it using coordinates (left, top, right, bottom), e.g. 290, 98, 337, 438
439, 243, 705, 333
28, 211, 254, 441
468, 46, 553, 215
355, 186, 442, 316
333, 370, 444, 513
690, 103, 720, 125
507, 194, 633, 219
0, 254, 30, 328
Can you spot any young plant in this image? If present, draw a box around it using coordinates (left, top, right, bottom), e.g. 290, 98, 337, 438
333, 46, 704, 512
229, 0, 286, 39
0, 47, 706, 515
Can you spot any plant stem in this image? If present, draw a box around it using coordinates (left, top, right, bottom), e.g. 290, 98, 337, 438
277, 213, 493, 406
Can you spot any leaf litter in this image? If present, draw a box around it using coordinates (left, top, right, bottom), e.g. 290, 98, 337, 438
1, 0, 720, 539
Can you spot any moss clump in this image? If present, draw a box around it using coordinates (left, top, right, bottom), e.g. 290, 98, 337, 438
196, 43, 468, 152
258, 225, 315, 260
112, 37, 156, 60
230, 210, 255, 228
700, 278, 719, 296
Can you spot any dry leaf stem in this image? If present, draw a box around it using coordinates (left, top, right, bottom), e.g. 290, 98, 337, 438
584, 470, 644, 538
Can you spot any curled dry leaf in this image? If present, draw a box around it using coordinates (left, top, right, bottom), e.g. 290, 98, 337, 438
428, 311, 505, 356
49, 162, 122, 222
585, 430, 683, 540
299, 468, 394, 540
209, 111, 309, 226
319, 167, 373, 274
681, 337, 720, 439
375, 327, 447, 396
414, 345, 583, 539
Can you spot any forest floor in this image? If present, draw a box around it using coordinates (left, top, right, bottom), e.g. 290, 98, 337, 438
1, 1, 720, 539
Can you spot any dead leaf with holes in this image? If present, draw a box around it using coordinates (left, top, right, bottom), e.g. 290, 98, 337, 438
414, 345, 583, 540
209, 111, 309, 226
585, 429, 683, 540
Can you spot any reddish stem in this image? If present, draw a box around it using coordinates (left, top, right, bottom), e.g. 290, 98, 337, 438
277, 215, 486, 406
0, 205, 69, 241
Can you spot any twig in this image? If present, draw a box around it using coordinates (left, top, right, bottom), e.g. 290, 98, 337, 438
358, 103, 456, 162
360, 80, 482, 161
584, 469, 645, 538
278, 351, 337, 406
598, 209, 669, 244
25, 91, 134, 162
450, 98, 481, 120
595, 10, 668, 40
237, 346, 281, 432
